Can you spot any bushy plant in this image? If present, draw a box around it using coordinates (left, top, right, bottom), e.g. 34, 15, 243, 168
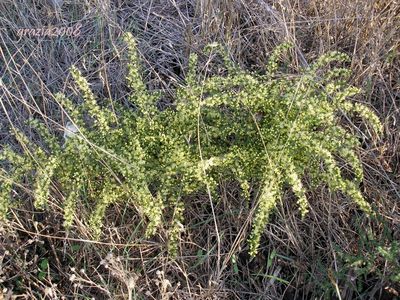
0, 33, 382, 256
318, 220, 400, 296
338, 226, 400, 286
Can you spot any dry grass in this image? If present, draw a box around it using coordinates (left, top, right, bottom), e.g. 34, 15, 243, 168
0, 0, 399, 299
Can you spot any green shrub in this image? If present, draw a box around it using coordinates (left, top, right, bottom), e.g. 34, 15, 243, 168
318, 220, 400, 296
338, 223, 400, 288
0, 33, 382, 256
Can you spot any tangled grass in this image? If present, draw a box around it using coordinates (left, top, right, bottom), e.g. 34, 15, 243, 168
0, 0, 398, 299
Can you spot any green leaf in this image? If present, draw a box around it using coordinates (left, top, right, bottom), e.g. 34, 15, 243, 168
39, 258, 49, 271
267, 249, 277, 268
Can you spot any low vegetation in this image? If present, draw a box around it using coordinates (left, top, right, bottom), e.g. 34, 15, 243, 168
0, 0, 398, 299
